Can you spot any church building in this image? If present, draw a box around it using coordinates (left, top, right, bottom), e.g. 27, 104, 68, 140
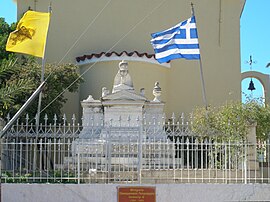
16, 0, 246, 119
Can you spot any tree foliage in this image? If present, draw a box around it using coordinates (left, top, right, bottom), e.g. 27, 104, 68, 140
5, 57, 83, 121
0, 18, 16, 62
245, 99, 270, 141
0, 18, 35, 118
0, 58, 35, 115
0, 18, 83, 122
192, 99, 270, 141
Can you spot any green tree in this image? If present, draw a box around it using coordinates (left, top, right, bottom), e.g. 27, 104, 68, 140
0, 18, 83, 122
192, 100, 270, 141
0, 18, 35, 119
0, 58, 35, 116
244, 99, 270, 141
0, 18, 16, 62
192, 102, 249, 141
5, 57, 83, 122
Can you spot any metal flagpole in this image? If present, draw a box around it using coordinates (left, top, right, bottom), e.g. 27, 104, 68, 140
1, 82, 46, 137
191, 2, 208, 109
35, 58, 45, 132
35, 4, 52, 132
199, 57, 208, 109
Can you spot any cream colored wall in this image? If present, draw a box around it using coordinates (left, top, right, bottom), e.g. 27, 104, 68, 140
17, 0, 244, 120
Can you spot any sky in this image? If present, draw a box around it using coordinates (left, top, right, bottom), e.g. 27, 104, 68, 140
0, 0, 269, 102
241, 0, 270, 102
0, 0, 16, 24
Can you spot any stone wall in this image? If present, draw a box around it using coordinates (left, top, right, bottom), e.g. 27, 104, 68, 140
3, 184, 270, 202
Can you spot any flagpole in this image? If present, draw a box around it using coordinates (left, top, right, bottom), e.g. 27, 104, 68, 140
191, 2, 208, 109
199, 57, 208, 109
1, 82, 46, 137
35, 58, 45, 133
36, 4, 52, 132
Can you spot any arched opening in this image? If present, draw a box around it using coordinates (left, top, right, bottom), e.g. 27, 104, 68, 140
241, 77, 265, 103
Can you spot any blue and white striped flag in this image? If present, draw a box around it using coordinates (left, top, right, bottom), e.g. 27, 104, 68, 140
151, 16, 200, 63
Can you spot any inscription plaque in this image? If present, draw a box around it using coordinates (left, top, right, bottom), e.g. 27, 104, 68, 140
118, 186, 156, 202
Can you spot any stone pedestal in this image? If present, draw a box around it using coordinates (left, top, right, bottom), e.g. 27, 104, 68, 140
103, 100, 145, 127
247, 123, 259, 170
80, 96, 103, 139
144, 102, 165, 125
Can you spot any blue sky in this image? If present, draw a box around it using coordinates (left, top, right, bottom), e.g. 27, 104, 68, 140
0, 0, 269, 102
0, 0, 16, 24
241, 0, 270, 101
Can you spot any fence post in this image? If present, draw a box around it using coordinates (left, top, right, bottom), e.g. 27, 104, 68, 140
77, 141, 80, 184
137, 117, 142, 184
107, 124, 112, 183
0, 118, 4, 202
33, 138, 37, 182
244, 143, 247, 184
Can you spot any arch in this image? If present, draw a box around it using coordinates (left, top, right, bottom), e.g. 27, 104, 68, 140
241, 71, 270, 103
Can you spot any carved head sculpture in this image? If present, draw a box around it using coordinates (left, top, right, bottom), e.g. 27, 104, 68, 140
153, 81, 162, 102
119, 60, 128, 77
112, 60, 134, 93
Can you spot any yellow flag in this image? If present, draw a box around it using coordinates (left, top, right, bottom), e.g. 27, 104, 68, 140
6, 11, 50, 58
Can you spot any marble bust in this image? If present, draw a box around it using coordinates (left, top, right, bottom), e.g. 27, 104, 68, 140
112, 60, 134, 93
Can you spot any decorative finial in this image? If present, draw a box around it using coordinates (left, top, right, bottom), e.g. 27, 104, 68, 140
84, 95, 94, 101
102, 87, 109, 97
153, 81, 162, 102
49, 2, 52, 13
191, 2, 195, 16
140, 88, 145, 96
245, 55, 256, 71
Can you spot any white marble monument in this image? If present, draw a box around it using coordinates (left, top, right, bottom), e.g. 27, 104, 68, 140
79, 60, 165, 139
69, 61, 168, 172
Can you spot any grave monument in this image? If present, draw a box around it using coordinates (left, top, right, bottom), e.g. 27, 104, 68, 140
79, 60, 165, 139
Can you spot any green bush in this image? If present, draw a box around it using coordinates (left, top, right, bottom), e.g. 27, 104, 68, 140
192, 99, 270, 141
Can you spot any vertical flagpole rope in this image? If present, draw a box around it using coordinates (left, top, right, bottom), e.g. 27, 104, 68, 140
191, 2, 208, 109
40, 0, 167, 115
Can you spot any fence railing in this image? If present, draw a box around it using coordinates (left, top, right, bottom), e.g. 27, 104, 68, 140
0, 114, 269, 184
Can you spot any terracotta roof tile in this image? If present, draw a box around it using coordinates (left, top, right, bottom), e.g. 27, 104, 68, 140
76, 51, 170, 68
76, 51, 156, 62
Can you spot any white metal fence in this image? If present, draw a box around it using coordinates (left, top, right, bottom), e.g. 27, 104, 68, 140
1, 114, 270, 184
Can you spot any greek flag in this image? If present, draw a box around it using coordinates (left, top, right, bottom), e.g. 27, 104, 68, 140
151, 16, 200, 63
